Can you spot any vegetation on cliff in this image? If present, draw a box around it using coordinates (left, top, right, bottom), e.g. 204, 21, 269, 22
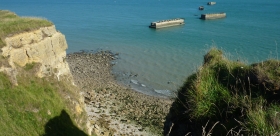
0, 66, 88, 136
0, 10, 88, 135
165, 48, 280, 135
0, 10, 53, 48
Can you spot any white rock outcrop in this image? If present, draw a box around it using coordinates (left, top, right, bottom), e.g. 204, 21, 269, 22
1, 25, 71, 79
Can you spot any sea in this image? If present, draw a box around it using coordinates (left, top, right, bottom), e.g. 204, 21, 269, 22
1, 0, 280, 97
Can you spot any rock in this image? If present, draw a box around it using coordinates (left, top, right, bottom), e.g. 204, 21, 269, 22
120, 119, 127, 122
75, 104, 83, 115
47, 109, 51, 115
94, 124, 100, 129
96, 104, 100, 108
90, 120, 95, 124
2, 25, 71, 79
94, 128, 100, 134
32, 108, 39, 113
104, 132, 110, 136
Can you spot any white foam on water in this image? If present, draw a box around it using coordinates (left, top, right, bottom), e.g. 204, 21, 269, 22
130, 79, 138, 85
154, 89, 174, 97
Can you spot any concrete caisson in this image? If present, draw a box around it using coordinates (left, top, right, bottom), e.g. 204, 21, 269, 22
200, 12, 226, 20
149, 18, 185, 29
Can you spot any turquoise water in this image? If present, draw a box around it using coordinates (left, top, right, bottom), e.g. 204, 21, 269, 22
1, 0, 280, 97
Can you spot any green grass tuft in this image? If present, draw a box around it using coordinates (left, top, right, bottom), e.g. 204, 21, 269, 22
243, 99, 280, 135
24, 62, 36, 70
189, 67, 231, 119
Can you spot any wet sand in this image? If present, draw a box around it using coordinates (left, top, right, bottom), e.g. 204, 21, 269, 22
66, 51, 172, 136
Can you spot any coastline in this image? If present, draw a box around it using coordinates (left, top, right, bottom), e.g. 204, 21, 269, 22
66, 51, 172, 135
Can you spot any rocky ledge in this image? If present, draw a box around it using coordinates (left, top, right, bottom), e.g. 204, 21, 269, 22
66, 51, 172, 136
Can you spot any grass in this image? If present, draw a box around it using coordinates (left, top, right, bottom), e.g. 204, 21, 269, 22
0, 73, 62, 135
0, 9, 90, 135
244, 100, 280, 135
166, 47, 280, 135
188, 69, 231, 119
24, 62, 37, 70
0, 68, 88, 136
0, 10, 53, 48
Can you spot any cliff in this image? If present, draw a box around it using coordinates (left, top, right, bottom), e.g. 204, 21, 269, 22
0, 10, 89, 135
1, 25, 71, 79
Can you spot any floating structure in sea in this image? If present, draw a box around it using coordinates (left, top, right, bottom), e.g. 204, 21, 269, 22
149, 18, 185, 29
207, 2, 216, 5
199, 6, 204, 10
200, 12, 226, 20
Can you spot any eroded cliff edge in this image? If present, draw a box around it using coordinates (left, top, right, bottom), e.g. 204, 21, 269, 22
1, 25, 71, 80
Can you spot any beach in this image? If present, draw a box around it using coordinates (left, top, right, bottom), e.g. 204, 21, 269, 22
2, 0, 280, 97
66, 51, 172, 135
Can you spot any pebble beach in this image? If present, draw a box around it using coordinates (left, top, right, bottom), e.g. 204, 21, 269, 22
66, 51, 172, 136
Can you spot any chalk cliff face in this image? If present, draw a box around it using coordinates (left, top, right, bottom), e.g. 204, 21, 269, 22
1, 25, 71, 79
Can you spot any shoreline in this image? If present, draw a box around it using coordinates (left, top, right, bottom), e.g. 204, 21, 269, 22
66, 51, 172, 135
